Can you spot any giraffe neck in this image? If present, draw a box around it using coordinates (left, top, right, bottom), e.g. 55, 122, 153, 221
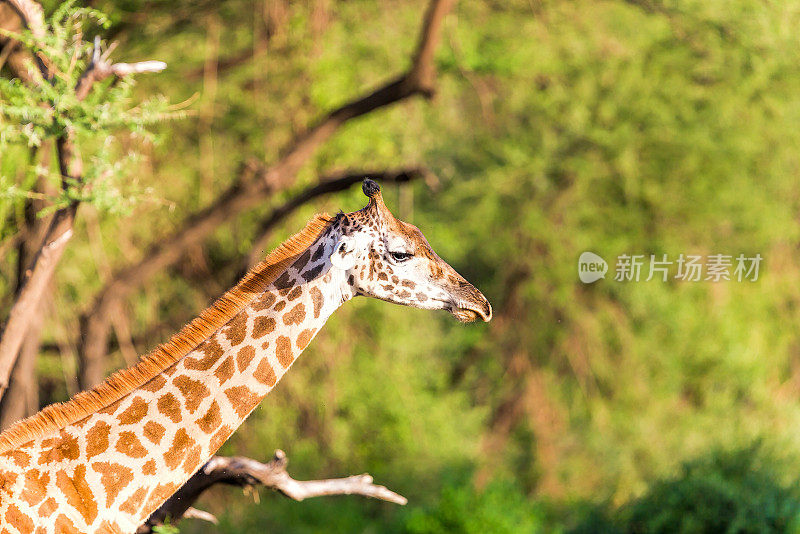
0, 224, 353, 533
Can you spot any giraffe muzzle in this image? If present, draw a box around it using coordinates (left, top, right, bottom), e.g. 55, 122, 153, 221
450, 290, 492, 323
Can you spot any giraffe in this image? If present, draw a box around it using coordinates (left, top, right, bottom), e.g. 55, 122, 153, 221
0, 179, 491, 533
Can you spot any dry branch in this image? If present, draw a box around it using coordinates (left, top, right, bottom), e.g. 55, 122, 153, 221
1, 0, 43, 38
76, 36, 167, 100
0, 0, 46, 77
78, 0, 456, 388
138, 450, 406, 533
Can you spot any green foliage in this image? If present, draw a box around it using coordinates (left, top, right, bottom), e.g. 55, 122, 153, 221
0, 1, 181, 216
404, 476, 547, 534
571, 446, 800, 534
152, 522, 180, 534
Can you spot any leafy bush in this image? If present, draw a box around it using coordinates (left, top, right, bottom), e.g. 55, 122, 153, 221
404, 476, 547, 534
571, 446, 800, 534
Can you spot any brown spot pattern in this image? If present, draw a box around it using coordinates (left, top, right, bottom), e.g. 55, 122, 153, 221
163, 429, 193, 469
9, 450, 30, 468
117, 397, 148, 425
115, 431, 148, 459
213, 355, 235, 383
237, 345, 256, 371
198, 400, 222, 434
252, 292, 277, 311
6, 504, 34, 534
119, 487, 147, 515
183, 442, 203, 473
141, 374, 167, 393
276, 336, 294, 368
38, 497, 57, 519
310, 286, 324, 318
92, 461, 134, 506
224, 312, 247, 345
252, 316, 276, 339
292, 249, 311, 271
157, 393, 182, 423
21, 470, 48, 507
224, 386, 261, 418
185, 338, 224, 371
85, 421, 111, 459
209, 425, 233, 453
48, 433, 80, 463
254, 359, 277, 387
296, 328, 316, 350
143, 421, 166, 444
302, 263, 324, 282
287, 286, 303, 301
54, 514, 79, 534
274, 272, 293, 289
311, 243, 326, 262
173, 375, 211, 413
56, 465, 96, 524
142, 459, 156, 475
283, 303, 306, 325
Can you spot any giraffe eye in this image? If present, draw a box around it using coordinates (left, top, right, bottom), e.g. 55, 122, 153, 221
390, 251, 414, 263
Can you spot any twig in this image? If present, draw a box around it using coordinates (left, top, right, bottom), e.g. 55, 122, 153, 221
75, 36, 166, 100
78, 0, 456, 389
138, 450, 406, 533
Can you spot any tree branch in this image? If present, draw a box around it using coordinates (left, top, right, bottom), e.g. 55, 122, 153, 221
0, 17, 167, 401
1, 0, 48, 79
138, 450, 406, 533
78, 0, 456, 389
1, 0, 43, 38
76, 36, 167, 100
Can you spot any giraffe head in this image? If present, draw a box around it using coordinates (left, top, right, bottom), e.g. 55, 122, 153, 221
331, 179, 492, 322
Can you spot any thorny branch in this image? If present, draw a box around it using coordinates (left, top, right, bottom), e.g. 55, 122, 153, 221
0, 1, 167, 401
138, 450, 407, 533
78, 0, 456, 389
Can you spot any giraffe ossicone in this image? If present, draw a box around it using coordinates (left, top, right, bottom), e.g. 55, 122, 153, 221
0, 179, 491, 533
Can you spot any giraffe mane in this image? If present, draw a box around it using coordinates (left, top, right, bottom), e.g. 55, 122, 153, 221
0, 213, 334, 454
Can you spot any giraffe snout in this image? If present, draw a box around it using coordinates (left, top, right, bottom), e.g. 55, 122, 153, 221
449, 283, 492, 323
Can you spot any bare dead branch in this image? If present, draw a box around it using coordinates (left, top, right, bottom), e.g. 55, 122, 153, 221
1, 0, 48, 79
78, 0, 456, 389
1, 0, 44, 39
75, 36, 166, 100
0, 217, 73, 397
138, 450, 406, 533
182, 507, 218, 525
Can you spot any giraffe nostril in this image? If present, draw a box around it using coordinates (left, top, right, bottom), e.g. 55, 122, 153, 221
481, 300, 493, 322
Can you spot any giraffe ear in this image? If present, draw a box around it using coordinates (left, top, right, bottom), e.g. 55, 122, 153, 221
331, 236, 357, 271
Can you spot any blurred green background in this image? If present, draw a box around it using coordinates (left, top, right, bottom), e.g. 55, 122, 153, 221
5, 0, 800, 532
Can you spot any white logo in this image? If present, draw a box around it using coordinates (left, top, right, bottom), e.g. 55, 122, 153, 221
578, 251, 608, 283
